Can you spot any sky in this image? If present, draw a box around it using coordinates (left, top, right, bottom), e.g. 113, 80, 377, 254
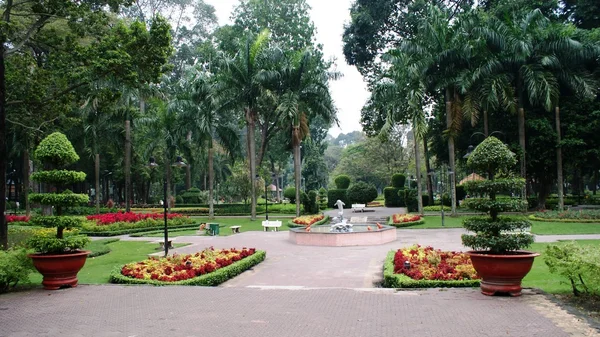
205, 0, 370, 138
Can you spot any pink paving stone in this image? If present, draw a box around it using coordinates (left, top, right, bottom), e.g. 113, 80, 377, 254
289, 226, 397, 246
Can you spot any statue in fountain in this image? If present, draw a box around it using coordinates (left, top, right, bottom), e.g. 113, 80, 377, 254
331, 200, 352, 232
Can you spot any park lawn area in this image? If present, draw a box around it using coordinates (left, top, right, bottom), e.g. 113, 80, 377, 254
530, 221, 600, 235
27, 239, 189, 285
189, 216, 292, 236
522, 240, 600, 293
398, 215, 464, 229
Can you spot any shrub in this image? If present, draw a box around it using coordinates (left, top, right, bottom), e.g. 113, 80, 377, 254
347, 181, 378, 204
456, 185, 466, 201
327, 189, 349, 208
284, 187, 297, 203
318, 187, 327, 208
303, 190, 319, 214
0, 248, 35, 293
180, 188, 206, 204
545, 242, 600, 296
398, 188, 418, 212
384, 187, 401, 207
334, 175, 351, 189
391, 174, 406, 188
531, 209, 600, 221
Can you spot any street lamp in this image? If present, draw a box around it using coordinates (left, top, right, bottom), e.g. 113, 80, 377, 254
149, 155, 186, 257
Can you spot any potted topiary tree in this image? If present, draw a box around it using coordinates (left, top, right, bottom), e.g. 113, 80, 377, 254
28, 132, 91, 290
461, 137, 537, 297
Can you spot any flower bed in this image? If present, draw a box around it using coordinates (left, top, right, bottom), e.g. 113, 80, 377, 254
287, 214, 328, 228
6, 215, 30, 223
109, 247, 266, 286
388, 214, 424, 228
81, 213, 195, 236
367, 201, 384, 207
383, 245, 480, 288
530, 209, 600, 223
86, 211, 183, 225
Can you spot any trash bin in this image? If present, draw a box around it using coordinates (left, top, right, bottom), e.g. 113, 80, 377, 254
208, 223, 220, 236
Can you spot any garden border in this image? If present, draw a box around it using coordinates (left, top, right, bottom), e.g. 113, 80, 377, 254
387, 216, 425, 228
287, 215, 330, 228
109, 250, 266, 286
382, 251, 480, 288
528, 215, 600, 223
81, 223, 200, 237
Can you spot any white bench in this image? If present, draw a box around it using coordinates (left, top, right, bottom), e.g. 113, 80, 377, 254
352, 204, 366, 212
230, 225, 241, 234
262, 220, 282, 231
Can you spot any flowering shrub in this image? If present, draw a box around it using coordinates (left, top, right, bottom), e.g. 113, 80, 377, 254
292, 214, 324, 226
393, 245, 478, 281
120, 247, 256, 282
86, 211, 184, 225
533, 209, 600, 221
392, 214, 421, 223
5, 215, 30, 223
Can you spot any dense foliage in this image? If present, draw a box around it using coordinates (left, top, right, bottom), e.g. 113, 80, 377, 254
346, 181, 378, 204
545, 242, 600, 296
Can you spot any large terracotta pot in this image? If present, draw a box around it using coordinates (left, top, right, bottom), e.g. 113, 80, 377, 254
28, 250, 91, 290
467, 250, 539, 297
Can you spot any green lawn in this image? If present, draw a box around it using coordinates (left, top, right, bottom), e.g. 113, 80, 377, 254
523, 240, 600, 293
530, 221, 600, 235
28, 239, 189, 285
189, 216, 292, 236
400, 215, 464, 229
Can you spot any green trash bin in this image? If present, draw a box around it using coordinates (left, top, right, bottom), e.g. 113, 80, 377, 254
208, 223, 220, 236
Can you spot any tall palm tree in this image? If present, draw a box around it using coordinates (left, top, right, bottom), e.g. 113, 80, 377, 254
275, 50, 337, 216
215, 30, 276, 220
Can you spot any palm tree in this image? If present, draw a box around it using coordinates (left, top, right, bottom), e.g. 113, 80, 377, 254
215, 30, 276, 220
275, 50, 337, 216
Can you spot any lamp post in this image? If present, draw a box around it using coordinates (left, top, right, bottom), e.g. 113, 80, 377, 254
149, 156, 186, 257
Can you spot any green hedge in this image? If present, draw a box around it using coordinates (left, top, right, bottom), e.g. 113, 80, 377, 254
287, 215, 330, 228
29, 191, 89, 206
86, 238, 120, 257
31, 170, 86, 185
528, 215, 600, 223
384, 187, 402, 207
81, 223, 199, 237
327, 189, 349, 208
382, 251, 480, 288
109, 250, 266, 286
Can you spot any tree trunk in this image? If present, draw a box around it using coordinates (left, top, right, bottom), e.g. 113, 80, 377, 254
293, 125, 301, 217
24, 149, 31, 216
423, 138, 433, 206
555, 106, 564, 211
208, 144, 214, 219
518, 105, 527, 200
95, 154, 100, 214
245, 108, 257, 220
414, 131, 423, 215
0, 43, 7, 249
185, 165, 191, 190
125, 120, 131, 212
445, 87, 457, 216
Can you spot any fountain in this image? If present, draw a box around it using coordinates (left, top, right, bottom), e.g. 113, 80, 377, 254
288, 199, 397, 246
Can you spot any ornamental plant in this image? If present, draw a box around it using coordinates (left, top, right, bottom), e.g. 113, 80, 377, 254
393, 245, 478, 281
292, 214, 324, 226
86, 211, 184, 225
347, 181, 378, 205
28, 132, 90, 254
461, 137, 533, 253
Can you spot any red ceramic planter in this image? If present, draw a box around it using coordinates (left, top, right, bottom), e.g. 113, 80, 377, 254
467, 250, 539, 297
28, 250, 91, 290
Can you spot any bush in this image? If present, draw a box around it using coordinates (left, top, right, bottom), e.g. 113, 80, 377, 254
532, 209, 600, 221
180, 188, 206, 204
384, 187, 402, 207
391, 174, 406, 188
327, 189, 349, 208
545, 242, 600, 296
398, 188, 418, 212
347, 182, 378, 205
318, 187, 327, 208
334, 175, 351, 189
284, 187, 297, 203
303, 190, 319, 214
0, 248, 35, 293
456, 185, 466, 201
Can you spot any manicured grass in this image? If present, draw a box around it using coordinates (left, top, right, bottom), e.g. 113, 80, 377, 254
189, 216, 292, 236
522, 240, 600, 293
530, 221, 600, 235
399, 215, 464, 229
27, 240, 189, 285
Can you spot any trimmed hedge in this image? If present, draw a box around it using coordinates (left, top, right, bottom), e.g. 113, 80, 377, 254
327, 189, 349, 208
347, 182, 378, 205
391, 174, 406, 188
287, 215, 330, 228
383, 187, 401, 207
528, 215, 600, 223
382, 251, 480, 288
109, 250, 266, 286
81, 223, 200, 237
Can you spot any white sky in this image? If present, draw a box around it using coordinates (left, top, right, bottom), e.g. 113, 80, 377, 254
205, 0, 369, 137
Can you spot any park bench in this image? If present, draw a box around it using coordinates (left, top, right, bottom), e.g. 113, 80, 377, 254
230, 225, 241, 234
262, 220, 282, 231
352, 204, 366, 212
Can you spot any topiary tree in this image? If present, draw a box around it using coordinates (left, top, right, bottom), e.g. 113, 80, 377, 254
318, 187, 327, 209
28, 132, 90, 254
391, 174, 406, 189
303, 190, 319, 214
347, 181, 378, 205
334, 175, 351, 189
461, 137, 532, 253
284, 187, 297, 203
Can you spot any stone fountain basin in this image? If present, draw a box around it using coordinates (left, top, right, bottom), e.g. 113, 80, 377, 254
288, 225, 397, 246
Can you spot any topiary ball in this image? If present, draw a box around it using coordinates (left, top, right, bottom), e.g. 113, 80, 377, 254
35, 132, 80, 167
334, 175, 351, 189
467, 136, 516, 175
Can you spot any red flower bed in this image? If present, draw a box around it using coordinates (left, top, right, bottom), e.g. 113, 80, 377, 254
6, 215, 30, 223
292, 214, 324, 226
393, 245, 478, 281
86, 211, 183, 225
120, 247, 256, 282
392, 214, 421, 223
